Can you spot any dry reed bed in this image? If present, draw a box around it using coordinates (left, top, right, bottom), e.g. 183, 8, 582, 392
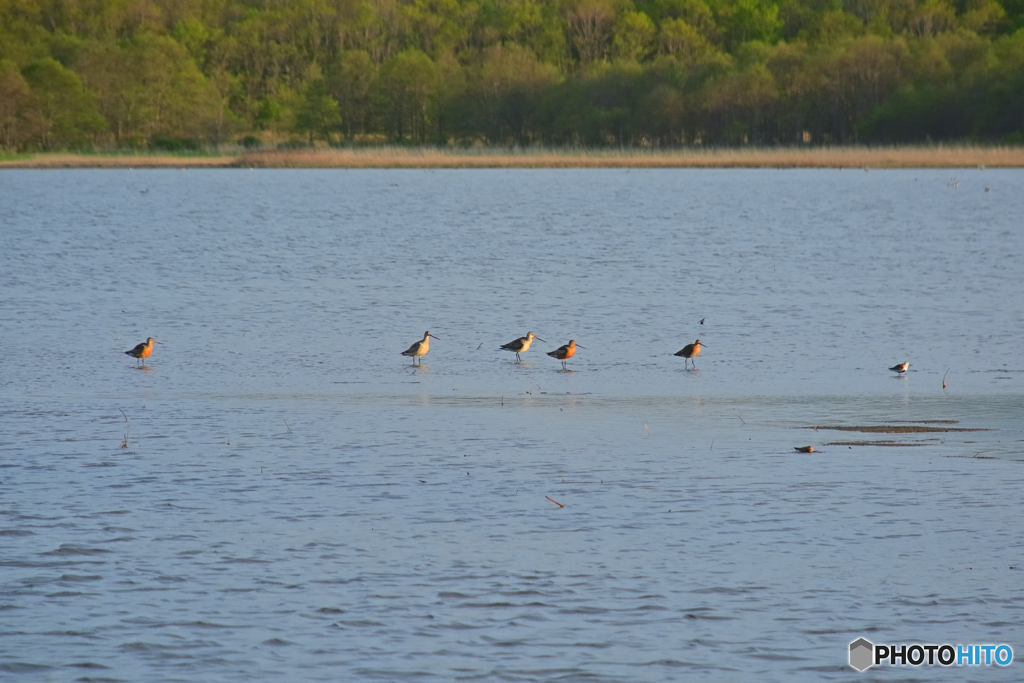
0, 154, 234, 168
3, 146, 1024, 169
234, 146, 1024, 169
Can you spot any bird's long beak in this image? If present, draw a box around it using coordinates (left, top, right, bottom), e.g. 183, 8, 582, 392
576, 344, 586, 349
534, 337, 546, 343
698, 343, 707, 348
428, 333, 440, 339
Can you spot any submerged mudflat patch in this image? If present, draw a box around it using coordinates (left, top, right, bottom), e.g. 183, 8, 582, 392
807, 425, 993, 433
826, 441, 927, 447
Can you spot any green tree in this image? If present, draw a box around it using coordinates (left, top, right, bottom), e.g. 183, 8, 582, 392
961, 0, 1006, 33
720, 0, 784, 47
702, 61, 777, 142
75, 34, 220, 144
473, 43, 560, 143
400, 0, 472, 58
327, 49, 376, 139
375, 48, 438, 141
0, 59, 43, 150
659, 17, 712, 59
613, 11, 657, 60
295, 78, 341, 142
22, 57, 106, 148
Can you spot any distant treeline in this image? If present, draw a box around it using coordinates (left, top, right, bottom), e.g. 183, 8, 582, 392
2, 0, 1023, 151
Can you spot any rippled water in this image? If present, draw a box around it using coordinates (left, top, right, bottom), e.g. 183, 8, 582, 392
1, 168, 1022, 680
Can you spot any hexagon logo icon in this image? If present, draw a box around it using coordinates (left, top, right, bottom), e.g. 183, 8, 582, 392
849, 638, 874, 671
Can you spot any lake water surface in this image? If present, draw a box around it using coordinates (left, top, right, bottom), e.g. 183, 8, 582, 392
1, 168, 1022, 681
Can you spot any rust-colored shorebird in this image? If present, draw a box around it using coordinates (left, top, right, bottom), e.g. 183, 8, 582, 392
547, 339, 584, 370
401, 331, 439, 365
794, 446, 815, 453
500, 331, 544, 363
125, 337, 157, 366
890, 361, 909, 375
674, 339, 705, 369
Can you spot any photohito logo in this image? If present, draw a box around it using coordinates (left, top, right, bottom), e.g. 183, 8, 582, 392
849, 638, 1013, 671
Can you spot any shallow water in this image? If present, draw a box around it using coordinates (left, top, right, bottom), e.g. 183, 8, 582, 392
1, 168, 1022, 681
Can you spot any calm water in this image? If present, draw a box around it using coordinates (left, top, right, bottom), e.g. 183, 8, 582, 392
1, 168, 1022, 681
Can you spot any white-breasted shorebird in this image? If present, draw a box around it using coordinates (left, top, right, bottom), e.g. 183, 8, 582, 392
500, 331, 544, 362
401, 331, 438, 365
125, 337, 157, 366
890, 361, 909, 375
674, 339, 705, 369
547, 339, 584, 370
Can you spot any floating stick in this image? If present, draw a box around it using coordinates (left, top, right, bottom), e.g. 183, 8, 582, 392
546, 496, 564, 508
119, 408, 129, 448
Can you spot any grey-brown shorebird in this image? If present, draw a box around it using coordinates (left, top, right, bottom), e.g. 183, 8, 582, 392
501, 331, 544, 363
401, 331, 439, 365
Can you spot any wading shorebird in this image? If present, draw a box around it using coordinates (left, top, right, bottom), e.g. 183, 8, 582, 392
674, 339, 705, 369
547, 339, 585, 370
890, 361, 909, 375
500, 331, 544, 363
125, 337, 157, 366
401, 331, 439, 365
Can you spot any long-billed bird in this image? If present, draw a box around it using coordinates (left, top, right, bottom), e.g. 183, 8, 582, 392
674, 339, 705, 369
500, 331, 544, 363
125, 337, 157, 366
401, 331, 439, 365
547, 339, 584, 370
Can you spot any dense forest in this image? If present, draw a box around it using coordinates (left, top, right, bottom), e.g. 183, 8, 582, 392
2, 0, 1023, 150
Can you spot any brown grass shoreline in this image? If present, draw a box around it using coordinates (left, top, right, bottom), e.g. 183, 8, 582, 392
3, 145, 1024, 169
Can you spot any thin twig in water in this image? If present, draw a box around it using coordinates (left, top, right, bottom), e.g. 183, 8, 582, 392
284, 420, 292, 433
643, 422, 652, 437
546, 496, 564, 508
943, 368, 949, 389
710, 439, 715, 450
119, 408, 129, 448
737, 415, 746, 425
